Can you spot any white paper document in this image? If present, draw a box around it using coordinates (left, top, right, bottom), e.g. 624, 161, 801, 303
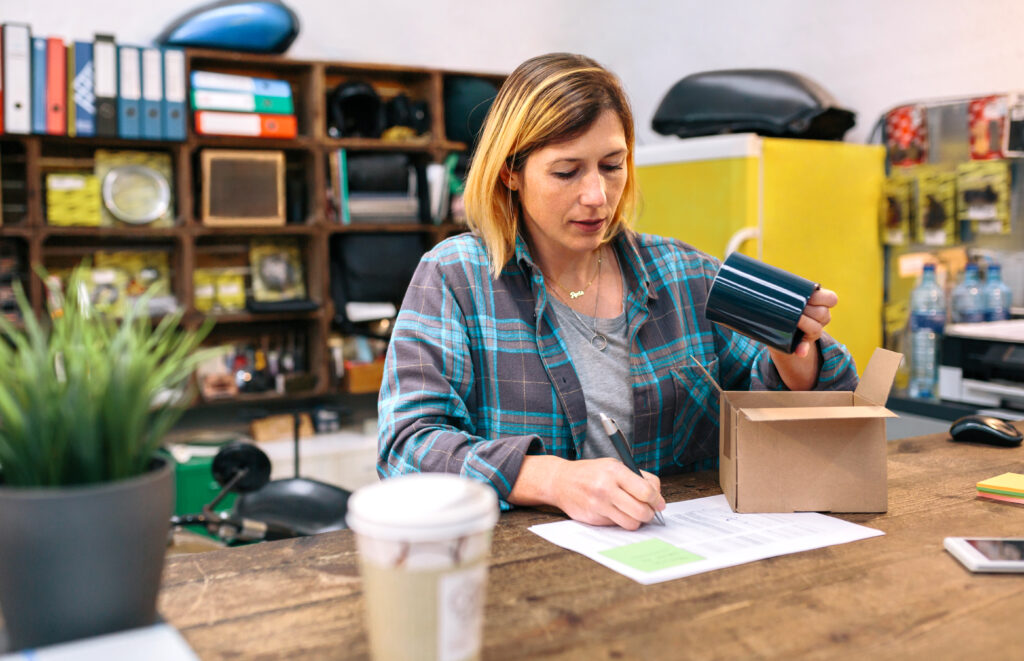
0, 624, 198, 661
528, 494, 884, 585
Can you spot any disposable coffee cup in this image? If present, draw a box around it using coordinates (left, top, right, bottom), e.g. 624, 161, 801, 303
347, 474, 499, 661
705, 251, 819, 354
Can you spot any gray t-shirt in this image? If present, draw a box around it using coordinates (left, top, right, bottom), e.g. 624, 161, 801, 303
548, 293, 633, 460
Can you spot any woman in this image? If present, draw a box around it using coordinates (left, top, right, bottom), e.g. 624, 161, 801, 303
378, 53, 858, 530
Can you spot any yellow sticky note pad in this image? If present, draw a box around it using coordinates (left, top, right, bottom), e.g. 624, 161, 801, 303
977, 473, 1024, 495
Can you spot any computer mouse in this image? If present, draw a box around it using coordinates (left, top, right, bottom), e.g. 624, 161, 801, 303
949, 415, 1024, 447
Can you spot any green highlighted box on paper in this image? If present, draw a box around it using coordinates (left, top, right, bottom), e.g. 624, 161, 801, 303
599, 538, 704, 573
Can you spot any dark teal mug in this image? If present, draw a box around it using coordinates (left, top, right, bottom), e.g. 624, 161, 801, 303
705, 252, 819, 354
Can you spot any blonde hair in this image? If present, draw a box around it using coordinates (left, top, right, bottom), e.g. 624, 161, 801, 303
464, 53, 638, 277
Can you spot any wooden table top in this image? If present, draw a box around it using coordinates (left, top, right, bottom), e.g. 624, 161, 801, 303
160, 432, 1024, 660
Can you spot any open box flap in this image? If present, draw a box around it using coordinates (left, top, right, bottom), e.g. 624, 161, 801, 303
740, 405, 896, 422
853, 348, 903, 406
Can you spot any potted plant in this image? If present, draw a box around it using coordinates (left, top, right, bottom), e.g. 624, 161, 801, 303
0, 267, 214, 651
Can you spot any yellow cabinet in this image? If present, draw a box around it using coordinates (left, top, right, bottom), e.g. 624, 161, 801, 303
635, 134, 885, 374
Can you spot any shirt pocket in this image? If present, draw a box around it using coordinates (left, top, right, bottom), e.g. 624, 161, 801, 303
669, 355, 721, 467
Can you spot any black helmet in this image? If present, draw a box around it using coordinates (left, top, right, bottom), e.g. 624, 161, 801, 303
652, 69, 855, 141
384, 93, 430, 135
444, 76, 499, 147
328, 81, 383, 138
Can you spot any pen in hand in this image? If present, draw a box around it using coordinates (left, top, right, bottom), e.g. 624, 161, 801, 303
598, 412, 666, 526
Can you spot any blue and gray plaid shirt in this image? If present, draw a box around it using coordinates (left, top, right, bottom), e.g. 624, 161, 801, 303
378, 231, 858, 508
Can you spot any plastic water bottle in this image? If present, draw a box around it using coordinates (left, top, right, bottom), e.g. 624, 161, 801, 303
983, 263, 1013, 321
909, 264, 945, 399
952, 263, 985, 323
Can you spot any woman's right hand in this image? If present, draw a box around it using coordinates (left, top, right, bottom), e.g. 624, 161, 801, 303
509, 455, 665, 530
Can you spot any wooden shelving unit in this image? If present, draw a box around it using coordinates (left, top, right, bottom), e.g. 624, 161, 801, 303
0, 48, 504, 407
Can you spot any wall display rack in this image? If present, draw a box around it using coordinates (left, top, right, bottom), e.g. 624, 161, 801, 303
0, 48, 504, 406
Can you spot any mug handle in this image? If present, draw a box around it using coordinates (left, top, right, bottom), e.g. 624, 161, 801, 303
724, 227, 760, 257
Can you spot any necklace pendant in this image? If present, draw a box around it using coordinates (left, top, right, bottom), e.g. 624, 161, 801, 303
592, 334, 608, 351
569, 290, 584, 299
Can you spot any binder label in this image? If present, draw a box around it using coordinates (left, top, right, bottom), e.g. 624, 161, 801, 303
118, 47, 141, 100
164, 49, 185, 102
142, 49, 162, 101
93, 39, 116, 97
3, 24, 32, 134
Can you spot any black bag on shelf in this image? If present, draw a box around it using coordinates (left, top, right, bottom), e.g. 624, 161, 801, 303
347, 153, 413, 193
345, 153, 431, 224
329, 233, 429, 337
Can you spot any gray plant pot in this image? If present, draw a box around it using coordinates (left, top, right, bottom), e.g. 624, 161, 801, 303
0, 459, 173, 651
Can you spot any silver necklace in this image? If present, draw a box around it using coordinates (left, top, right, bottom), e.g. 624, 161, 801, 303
561, 250, 607, 351
551, 252, 602, 299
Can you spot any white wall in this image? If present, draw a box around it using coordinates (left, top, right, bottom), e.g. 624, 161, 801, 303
4, 0, 1024, 144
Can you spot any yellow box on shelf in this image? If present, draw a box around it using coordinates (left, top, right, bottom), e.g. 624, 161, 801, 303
45, 173, 102, 226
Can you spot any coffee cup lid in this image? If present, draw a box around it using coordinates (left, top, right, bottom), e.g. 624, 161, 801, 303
346, 474, 499, 542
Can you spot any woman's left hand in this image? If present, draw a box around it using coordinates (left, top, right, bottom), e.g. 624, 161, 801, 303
793, 287, 837, 358
768, 287, 838, 390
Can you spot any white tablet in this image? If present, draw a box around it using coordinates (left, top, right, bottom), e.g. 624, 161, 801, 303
944, 537, 1024, 573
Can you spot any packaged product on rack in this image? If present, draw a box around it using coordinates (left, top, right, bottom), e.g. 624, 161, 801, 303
880, 170, 915, 246
956, 160, 1011, 235
194, 268, 217, 313
215, 268, 247, 311
249, 239, 305, 302
1004, 92, 1024, 157
885, 104, 929, 167
94, 250, 172, 298
50, 265, 127, 317
49, 250, 174, 318
968, 95, 1008, 160
915, 167, 957, 246
193, 266, 249, 314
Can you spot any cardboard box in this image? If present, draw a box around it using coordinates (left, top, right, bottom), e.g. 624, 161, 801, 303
342, 358, 386, 394
702, 348, 902, 513
250, 413, 315, 443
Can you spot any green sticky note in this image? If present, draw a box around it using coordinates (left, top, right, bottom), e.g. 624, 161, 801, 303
599, 538, 704, 573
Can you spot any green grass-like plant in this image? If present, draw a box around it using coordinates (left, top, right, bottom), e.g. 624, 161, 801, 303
0, 267, 216, 487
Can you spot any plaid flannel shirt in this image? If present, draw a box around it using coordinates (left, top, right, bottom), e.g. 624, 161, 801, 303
378, 231, 858, 508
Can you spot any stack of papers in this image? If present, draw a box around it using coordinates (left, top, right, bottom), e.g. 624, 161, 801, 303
977, 472, 1024, 504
